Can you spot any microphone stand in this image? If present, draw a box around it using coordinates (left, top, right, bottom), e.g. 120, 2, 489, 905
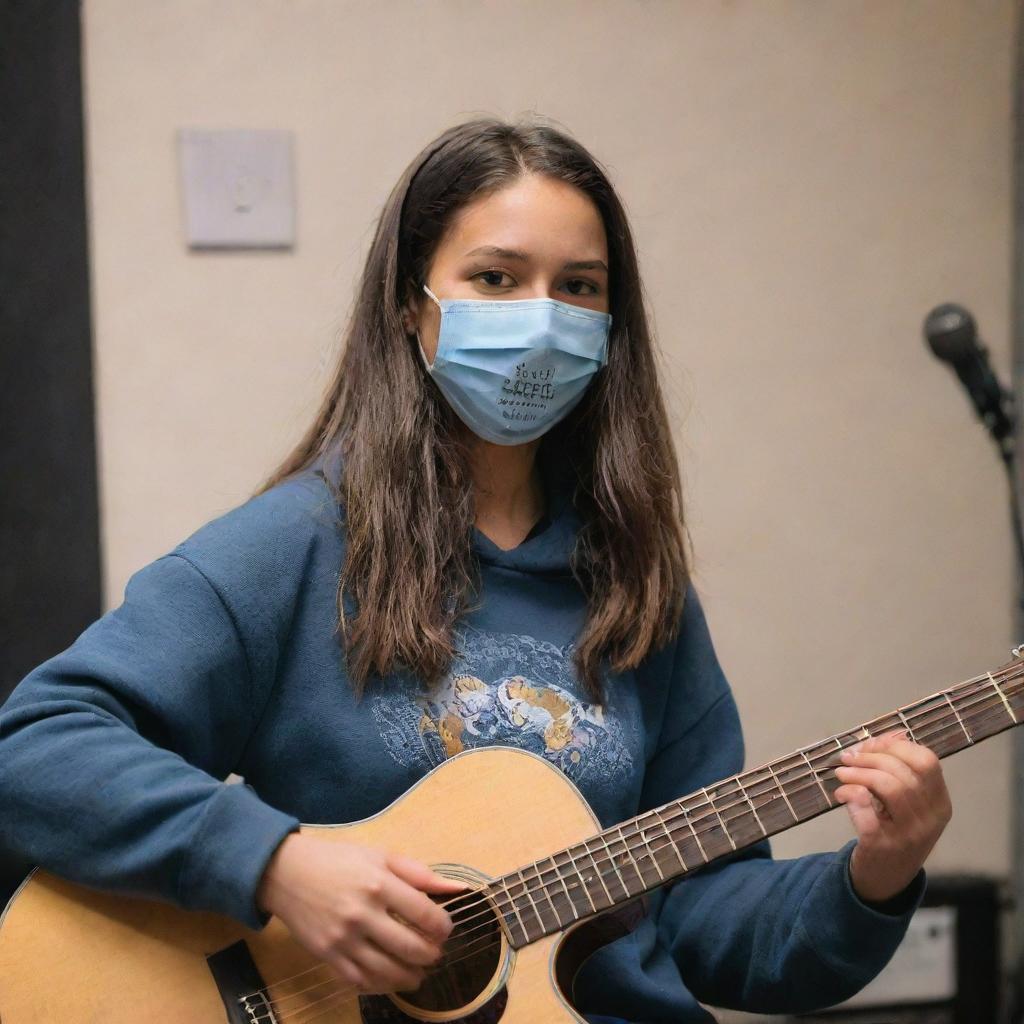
994, 433, 1024, 596
926, 319, 1023, 1022
994, 379, 1024, 1024
1011, 392, 1024, 1024
1011, 13, 1024, 1016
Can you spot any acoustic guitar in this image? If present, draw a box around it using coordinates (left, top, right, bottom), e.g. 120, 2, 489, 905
2, 651, 1022, 1023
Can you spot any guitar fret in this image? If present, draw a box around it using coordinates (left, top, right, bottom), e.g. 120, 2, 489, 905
944, 692, 973, 744
702, 787, 736, 850
616, 824, 648, 890
991, 672, 1019, 723
800, 750, 832, 806
862, 712, 895, 737
537, 862, 562, 925
594, 831, 630, 902
498, 880, 531, 945
650, 807, 687, 872
520, 862, 562, 934
553, 855, 581, 921
515, 868, 546, 938
562, 848, 597, 915
636, 821, 666, 881
895, 709, 916, 740
582, 840, 615, 905
766, 762, 798, 822
735, 776, 766, 836
680, 802, 709, 862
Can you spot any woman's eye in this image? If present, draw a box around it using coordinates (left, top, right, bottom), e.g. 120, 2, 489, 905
564, 279, 599, 296
475, 269, 513, 288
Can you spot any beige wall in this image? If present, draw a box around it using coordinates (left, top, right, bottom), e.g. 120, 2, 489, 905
83, 0, 1017, 875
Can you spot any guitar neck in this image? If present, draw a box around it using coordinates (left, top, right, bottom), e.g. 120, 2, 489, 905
491, 654, 1024, 947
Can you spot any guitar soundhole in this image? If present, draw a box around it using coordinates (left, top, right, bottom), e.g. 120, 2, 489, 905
396, 887, 504, 1014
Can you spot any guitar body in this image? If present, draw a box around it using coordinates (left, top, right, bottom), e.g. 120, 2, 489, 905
0, 747, 619, 1023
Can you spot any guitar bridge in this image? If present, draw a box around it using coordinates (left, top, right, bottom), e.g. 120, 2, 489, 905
206, 939, 278, 1024
239, 990, 277, 1024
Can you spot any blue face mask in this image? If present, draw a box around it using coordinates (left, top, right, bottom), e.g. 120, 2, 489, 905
416, 283, 612, 445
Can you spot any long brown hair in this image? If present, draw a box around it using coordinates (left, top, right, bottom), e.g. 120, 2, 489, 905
257, 116, 690, 701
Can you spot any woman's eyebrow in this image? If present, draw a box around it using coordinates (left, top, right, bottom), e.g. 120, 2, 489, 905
463, 245, 608, 273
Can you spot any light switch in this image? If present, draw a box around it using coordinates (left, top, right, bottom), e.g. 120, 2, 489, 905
178, 129, 295, 249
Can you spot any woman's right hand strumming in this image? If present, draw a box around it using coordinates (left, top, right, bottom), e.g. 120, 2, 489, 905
255, 832, 465, 994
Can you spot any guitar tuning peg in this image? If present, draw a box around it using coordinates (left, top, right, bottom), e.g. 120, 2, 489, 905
1013, 645, 1024, 659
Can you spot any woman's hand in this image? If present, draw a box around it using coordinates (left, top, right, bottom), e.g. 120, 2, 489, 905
255, 832, 466, 994
833, 730, 952, 905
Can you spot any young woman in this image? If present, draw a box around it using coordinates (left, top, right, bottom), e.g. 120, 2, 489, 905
0, 117, 951, 1023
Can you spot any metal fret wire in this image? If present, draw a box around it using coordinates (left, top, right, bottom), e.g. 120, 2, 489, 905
243, 663, 1024, 1018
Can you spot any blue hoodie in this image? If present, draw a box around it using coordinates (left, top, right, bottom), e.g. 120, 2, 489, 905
0, 451, 923, 1022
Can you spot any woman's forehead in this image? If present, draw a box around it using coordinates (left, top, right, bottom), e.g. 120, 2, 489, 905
440, 175, 607, 264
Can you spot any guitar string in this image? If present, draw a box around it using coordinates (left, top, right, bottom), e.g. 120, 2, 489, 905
244, 665, 1024, 1017
331, 675, 1024, 993
476, 670, 1024, 928
431, 661, 1020, 918
257, 646, 1001, 1024
362, 659, 1024, 946
248, 677, 1024, 1024
252, 923, 513, 1024
239, 665, 1023, 1018
245, 916, 506, 1020
374, 664, 1024, 947
242, 664, 1024, 1014
250, 678, 1024, 1024
265, 656, 1022, 999
470, 663, 1024, 922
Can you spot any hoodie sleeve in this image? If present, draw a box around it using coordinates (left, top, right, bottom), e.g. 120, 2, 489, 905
574, 587, 925, 1017
0, 499, 315, 929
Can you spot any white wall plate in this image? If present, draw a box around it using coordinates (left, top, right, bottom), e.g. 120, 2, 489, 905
177, 128, 295, 249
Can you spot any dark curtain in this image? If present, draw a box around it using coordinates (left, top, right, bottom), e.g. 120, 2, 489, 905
0, 0, 101, 906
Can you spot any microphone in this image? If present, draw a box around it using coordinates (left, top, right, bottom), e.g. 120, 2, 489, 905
923, 302, 1014, 446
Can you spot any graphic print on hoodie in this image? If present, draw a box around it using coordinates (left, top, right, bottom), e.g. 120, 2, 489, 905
370, 625, 636, 799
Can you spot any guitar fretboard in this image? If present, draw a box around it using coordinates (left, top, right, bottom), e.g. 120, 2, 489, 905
486, 655, 1024, 948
